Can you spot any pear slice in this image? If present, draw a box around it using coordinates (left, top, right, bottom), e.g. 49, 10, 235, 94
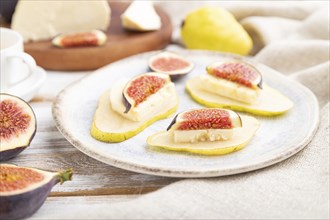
147, 115, 260, 156
91, 90, 178, 143
186, 77, 293, 116
121, 1, 161, 31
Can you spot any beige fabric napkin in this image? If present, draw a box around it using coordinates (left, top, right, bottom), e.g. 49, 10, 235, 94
44, 2, 329, 219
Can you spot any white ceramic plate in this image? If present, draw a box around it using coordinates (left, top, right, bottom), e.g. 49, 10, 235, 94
52, 50, 319, 178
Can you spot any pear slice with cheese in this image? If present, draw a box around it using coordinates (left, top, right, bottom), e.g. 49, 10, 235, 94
91, 79, 178, 143
121, 1, 161, 31
186, 77, 293, 116
147, 115, 260, 156
115, 74, 175, 122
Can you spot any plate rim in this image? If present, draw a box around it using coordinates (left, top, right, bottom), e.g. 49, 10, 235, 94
52, 49, 320, 178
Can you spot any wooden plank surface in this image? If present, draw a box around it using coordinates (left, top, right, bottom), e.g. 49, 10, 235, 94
8, 101, 179, 196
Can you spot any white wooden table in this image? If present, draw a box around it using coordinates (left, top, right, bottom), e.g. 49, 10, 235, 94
8, 71, 180, 219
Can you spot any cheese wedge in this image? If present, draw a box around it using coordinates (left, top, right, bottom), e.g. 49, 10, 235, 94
11, 0, 111, 42
121, 1, 161, 31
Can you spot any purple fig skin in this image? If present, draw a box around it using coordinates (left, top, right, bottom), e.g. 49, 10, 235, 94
122, 93, 132, 113
168, 74, 186, 81
0, 169, 73, 220
148, 67, 187, 81
257, 78, 263, 89
0, 147, 27, 161
166, 114, 178, 131
0, 178, 56, 220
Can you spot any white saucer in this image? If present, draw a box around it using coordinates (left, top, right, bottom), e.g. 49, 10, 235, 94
5, 66, 47, 102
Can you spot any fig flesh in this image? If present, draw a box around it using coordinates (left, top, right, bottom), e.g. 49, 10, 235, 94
0, 164, 73, 220
168, 108, 242, 130
0, 93, 36, 161
91, 89, 178, 142
167, 108, 242, 143
207, 61, 262, 89
148, 51, 194, 80
122, 72, 172, 118
147, 113, 260, 155
52, 30, 107, 48
186, 77, 294, 116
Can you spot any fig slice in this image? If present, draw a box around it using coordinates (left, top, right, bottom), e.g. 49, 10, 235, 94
167, 108, 242, 130
91, 87, 178, 142
0, 93, 37, 161
206, 60, 262, 89
0, 164, 73, 220
147, 115, 260, 155
122, 72, 171, 116
186, 77, 294, 116
148, 51, 194, 80
52, 30, 107, 48
166, 108, 242, 143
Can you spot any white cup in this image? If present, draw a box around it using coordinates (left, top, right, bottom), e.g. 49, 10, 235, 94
0, 27, 37, 93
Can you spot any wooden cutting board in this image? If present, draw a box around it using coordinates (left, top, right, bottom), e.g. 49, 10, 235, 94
22, 2, 172, 71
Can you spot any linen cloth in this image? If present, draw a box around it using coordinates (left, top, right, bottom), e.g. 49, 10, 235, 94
44, 1, 329, 219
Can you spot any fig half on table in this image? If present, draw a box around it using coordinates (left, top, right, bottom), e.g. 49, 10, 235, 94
0, 164, 73, 220
0, 93, 37, 161
147, 108, 260, 155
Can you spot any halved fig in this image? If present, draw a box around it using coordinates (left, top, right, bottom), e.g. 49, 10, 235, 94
186, 77, 294, 116
0, 164, 73, 220
167, 108, 242, 143
0, 93, 36, 161
147, 111, 260, 156
207, 60, 262, 89
52, 30, 107, 48
91, 74, 179, 142
122, 72, 171, 118
148, 51, 194, 80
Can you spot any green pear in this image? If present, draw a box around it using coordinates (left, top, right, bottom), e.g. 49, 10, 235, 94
181, 7, 252, 55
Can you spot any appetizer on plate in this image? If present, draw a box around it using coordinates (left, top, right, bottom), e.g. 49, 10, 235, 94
91, 72, 178, 142
186, 60, 294, 116
147, 108, 260, 155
